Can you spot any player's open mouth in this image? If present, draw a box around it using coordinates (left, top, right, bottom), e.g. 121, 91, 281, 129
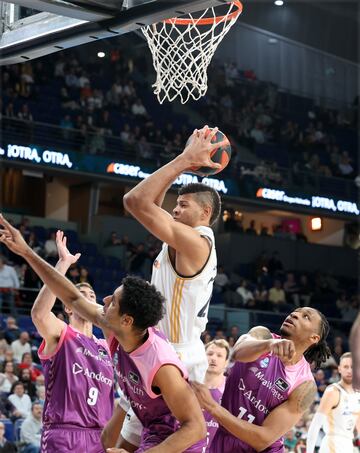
283, 319, 295, 327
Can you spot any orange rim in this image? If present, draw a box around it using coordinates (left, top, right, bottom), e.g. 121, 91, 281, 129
164, 1, 243, 26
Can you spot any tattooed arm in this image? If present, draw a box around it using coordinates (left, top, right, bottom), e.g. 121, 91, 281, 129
193, 380, 317, 452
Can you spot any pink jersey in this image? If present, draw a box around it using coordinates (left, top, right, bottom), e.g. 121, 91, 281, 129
109, 327, 206, 451
39, 323, 114, 429
211, 333, 314, 452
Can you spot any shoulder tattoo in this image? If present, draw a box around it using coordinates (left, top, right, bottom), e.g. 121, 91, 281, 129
296, 381, 317, 413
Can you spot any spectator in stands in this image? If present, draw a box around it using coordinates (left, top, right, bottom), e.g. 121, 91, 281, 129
66, 264, 80, 284
0, 421, 17, 453
0, 361, 18, 393
20, 401, 42, 453
26, 232, 43, 256
0, 256, 19, 317
314, 369, 327, 398
268, 280, 288, 311
254, 283, 268, 309
268, 251, 283, 277
128, 243, 148, 275
79, 266, 94, 287
298, 274, 312, 306
338, 151, 354, 177
250, 121, 265, 144
245, 219, 257, 235
2, 317, 20, 344
136, 136, 153, 161
229, 325, 240, 341
0, 344, 7, 364
236, 279, 255, 307
105, 231, 122, 247
60, 115, 74, 140
214, 329, 226, 340
8, 382, 31, 418
11, 332, 31, 364
18, 353, 42, 383
18, 219, 31, 240
18, 368, 37, 401
254, 251, 268, 277
283, 272, 300, 306
36, 386, 45, 407
131, 98, 147, 117
43, 232, 57, 264
214, 265, 229, 293
17, 104, 33, 122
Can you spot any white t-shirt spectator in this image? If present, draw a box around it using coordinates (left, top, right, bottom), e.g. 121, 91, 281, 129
131, 101, 147, 117
236, 286, 254, 304
0, 264, 20, 289
20, 414, 42, 448
11, 339, 31, 363
0, 373, 18, 393
8, 393, 32, 418
250, 127, 265, 144
44, 239, 57, 258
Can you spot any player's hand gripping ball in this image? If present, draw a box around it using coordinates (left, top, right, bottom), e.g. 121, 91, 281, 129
187, 127, 232, 177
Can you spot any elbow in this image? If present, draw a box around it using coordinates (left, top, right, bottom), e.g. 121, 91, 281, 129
123, 192, 141, 213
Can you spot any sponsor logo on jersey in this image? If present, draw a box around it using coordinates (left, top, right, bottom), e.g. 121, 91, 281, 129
274, 377, 289, 392
72, 361, 113, 386
129, 371, 139, 384
76, 346, 112, 366
248, 368, 285, 401
260, 357, 269, 368
154, 260, 160, 269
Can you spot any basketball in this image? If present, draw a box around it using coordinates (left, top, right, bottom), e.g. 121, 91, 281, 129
187, 128, 232, 177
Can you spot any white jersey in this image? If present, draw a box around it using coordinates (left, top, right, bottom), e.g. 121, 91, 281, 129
151, 225, 217, 346
320, 383, 360, 453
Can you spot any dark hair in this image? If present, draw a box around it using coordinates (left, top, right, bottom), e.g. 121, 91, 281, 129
304, 309, 331, 369
178, 183, 221, 225
10, 381, 24, 393
120, 276, 165, 330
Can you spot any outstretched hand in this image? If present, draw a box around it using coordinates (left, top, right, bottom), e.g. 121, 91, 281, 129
0, 214, 30, 257
56, 230, 81, 266
181, 125, 228, 171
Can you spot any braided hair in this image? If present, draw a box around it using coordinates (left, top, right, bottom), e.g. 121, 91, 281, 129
304, 309, 331, 369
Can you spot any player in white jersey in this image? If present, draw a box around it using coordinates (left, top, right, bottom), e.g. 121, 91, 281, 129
111, 126, 224, 451
307, 352, 360, 453
124, 125, 223, 380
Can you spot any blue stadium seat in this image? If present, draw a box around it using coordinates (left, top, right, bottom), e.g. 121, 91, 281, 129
2, 418, 14, 442
14, 418, 23, 442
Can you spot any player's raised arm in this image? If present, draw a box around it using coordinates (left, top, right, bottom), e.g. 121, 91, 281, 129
123, 126, 223, 257
0, 215, 106, 330
306, 385, 340, 453
192, 379, 316, 452
31, 230, 81, 343
233, 325, 296, 363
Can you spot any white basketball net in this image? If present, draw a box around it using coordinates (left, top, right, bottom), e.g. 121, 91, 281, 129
141, 2, 242, 104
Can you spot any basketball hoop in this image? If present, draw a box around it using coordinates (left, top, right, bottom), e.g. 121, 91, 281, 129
142, 1, 243, 104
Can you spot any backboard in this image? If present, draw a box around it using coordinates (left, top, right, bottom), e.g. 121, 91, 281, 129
0, 0, 226, 65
